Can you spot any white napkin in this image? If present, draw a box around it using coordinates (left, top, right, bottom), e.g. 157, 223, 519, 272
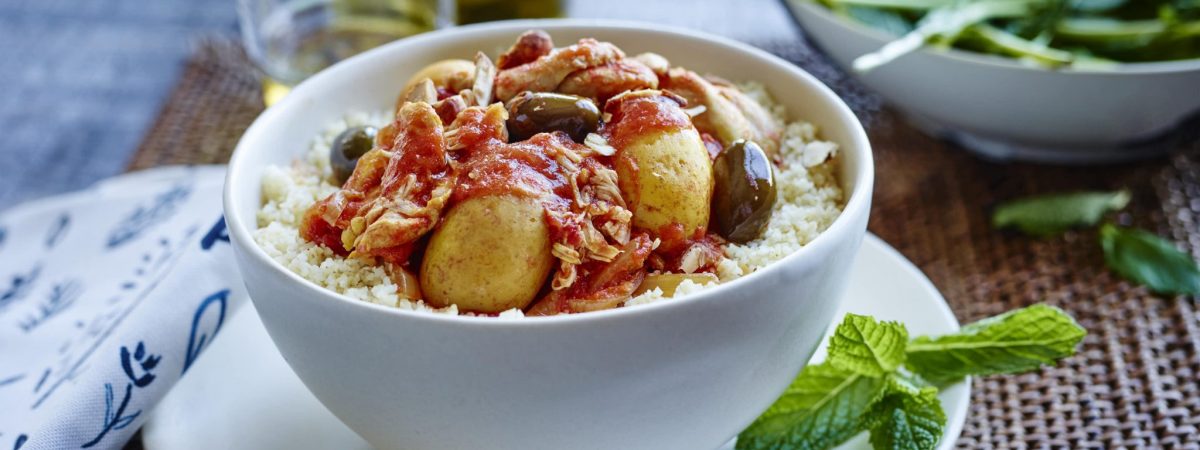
0, 166, 246, 450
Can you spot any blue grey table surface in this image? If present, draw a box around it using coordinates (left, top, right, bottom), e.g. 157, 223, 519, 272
0, 0, 802, 210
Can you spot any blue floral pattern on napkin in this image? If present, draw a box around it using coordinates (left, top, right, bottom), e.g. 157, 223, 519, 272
0, 166, 245, 450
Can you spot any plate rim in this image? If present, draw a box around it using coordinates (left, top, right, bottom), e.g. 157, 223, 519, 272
850, 234, 969, 450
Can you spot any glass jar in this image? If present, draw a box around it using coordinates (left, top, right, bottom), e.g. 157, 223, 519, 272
238, 0, 440, 105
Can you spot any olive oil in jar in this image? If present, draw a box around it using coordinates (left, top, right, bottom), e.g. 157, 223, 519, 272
243, 0, 439, 105
455, 0, 563, 25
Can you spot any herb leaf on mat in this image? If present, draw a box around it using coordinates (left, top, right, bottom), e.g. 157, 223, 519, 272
1099, 223, 1200, 296
991, 190, 1130, 236
864, 379, 946, 450
905, 304, 1086, 385
827, 313, 909, 377
736, 362, 884, 450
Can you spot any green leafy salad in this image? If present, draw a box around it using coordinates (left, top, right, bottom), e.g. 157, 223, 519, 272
809, 0, 1200, 71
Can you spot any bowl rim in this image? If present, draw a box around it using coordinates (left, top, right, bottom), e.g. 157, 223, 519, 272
224, 18, 875, 327
786, 0, 1200, 75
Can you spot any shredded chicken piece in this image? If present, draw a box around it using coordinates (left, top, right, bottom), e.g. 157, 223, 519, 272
401, 78, 438, 105
432, 95, 468, 125
664, 68, 756, 151
497, 30, 554, 70
585, 164, 625, 208
315, 147, 389, 226
522, 133, 636, 294
633, 52, 670, 78
678, 244, 709, 273
470, 52, 496, 107
544, 153, 633, 293
553, 242, 583, 265
302, 102, 454, 264
350, 103, 453, 257
606, 88, 687, 108
552, 261, 578, 291
663, 69, 783, 156
557, 59, 658, 103
495, 38, 625, 101
583, 133, 617, 156
584, 237, 652, 291
712, 82, 783, 156
445, 103, 509, 151
528, 234, 654, 316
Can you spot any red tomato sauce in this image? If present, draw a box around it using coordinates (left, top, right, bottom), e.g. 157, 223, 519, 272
602, 93, 692, 150
450, 133, 576, 205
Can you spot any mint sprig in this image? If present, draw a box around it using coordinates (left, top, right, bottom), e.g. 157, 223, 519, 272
737, 304, 1084, 450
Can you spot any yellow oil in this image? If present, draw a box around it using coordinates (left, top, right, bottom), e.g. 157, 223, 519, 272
455, 0, 564, 25
261, 77, 292, 107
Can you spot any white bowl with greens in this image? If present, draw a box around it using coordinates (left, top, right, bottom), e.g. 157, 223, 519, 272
785, 0, 1200, 164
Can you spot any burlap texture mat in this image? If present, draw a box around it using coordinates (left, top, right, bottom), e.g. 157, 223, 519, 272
128, 39, 1200, 449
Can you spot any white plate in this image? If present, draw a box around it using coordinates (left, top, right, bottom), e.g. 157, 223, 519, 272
142, 234, 968, 450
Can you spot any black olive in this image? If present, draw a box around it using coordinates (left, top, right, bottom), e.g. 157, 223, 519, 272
330, 125, 377, 185
505, 92, 600, 143
712, 140, 777, 243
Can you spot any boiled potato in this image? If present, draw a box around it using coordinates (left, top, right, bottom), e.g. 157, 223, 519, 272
401, 59, 476, 97
420, 195, 553, 313
613, 117, 713, 236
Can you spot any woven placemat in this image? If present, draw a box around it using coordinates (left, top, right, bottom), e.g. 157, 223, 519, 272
125, 39, 265, 171
128, 38, 1200, 449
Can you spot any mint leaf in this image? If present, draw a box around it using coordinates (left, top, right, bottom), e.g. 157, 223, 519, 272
864, 378, 946, 450
905, 304, 1085, 384
737, 362, 884, 450
992, 190, 1130, 236
1100, 224, 1200, 296
827, 313, 909, 377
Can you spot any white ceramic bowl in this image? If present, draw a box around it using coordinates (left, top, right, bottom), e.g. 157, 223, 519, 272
224, 19, 873, 450
786, 0, 1200, 163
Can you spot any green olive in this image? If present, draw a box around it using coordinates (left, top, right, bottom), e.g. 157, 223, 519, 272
712, 140, 776, 243
505, 92, 600, 143
330, 125, 377, 185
